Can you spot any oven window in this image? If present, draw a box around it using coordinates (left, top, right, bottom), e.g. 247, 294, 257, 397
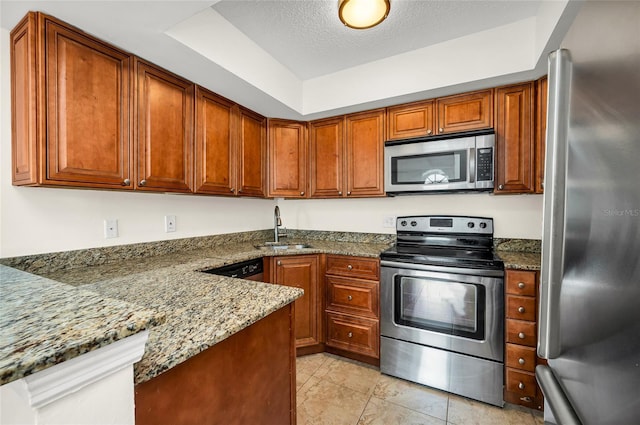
391, 150, 467, 185
394, 276, 485, 340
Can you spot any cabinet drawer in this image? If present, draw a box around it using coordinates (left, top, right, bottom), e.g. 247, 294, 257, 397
506, 368, 538, 398
506, 344, 537, 372
506, 319, 536, 347
506, 295, 536, 321
326, 276, 378, 318
326, 312, 379, 358
506, 270, 537, 296
325, 255, 379, 280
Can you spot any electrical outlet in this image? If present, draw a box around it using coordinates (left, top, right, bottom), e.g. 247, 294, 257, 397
104, 219, 118, 238
383, 215, 396, 228
165, 215, 176, 232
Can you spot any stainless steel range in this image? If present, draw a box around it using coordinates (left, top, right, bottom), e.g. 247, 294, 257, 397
380, 215, 504, 406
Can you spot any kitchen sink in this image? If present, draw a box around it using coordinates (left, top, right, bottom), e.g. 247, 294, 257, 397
253, 242, 312, 251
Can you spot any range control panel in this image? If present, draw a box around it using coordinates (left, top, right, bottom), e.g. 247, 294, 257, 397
396, 216, 494, 235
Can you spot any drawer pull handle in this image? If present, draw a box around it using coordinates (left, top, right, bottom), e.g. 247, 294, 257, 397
518, 332, 526, 339
518, 306, 526, 314
520, 396, 532, 402
122, 178, 131, 186
518, 282, 525, 289
347, 265, 353, 270
347, 295, 353, 301
139, 179, 147, 187
518, 382, 525, 390
518, 358, 525, 365
347, 332, 353, 338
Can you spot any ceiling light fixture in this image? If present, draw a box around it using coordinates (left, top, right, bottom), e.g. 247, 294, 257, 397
338, 0, 391, 30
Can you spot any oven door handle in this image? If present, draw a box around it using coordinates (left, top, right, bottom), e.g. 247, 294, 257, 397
380, 260, 504, 278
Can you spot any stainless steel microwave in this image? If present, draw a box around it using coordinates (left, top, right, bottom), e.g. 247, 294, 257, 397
384, 130, 495, 195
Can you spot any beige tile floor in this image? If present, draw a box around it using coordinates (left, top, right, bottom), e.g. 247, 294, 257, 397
296, 353, 544, 425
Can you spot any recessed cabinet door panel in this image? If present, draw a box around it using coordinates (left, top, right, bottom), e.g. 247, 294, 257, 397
136, 60, 193, 192
436, 90, 493, 134
237, 108, 266, 197
268, 120, 308, 198
195, 87, 236, 195
45, 19, 132, 187
346, 109, 385, 197
387, 101, 435, 140
309, 117, 344, 198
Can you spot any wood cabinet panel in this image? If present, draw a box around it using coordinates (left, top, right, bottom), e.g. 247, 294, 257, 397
325, 255, 379, 280
309, 117, 345, 198
535, 76, 548, 194
495, 82, 534, 193
506, 319, 536, 347
506, 344, 537, 372
505, 269, 537, 296
345, 109, 385, 197
506, 295, 536, 321
194, 87, 236, 195
326, 276, 378, 318
326, 312, 379, 358
436, 90, 493, 134
135, 59, 193, 192
237, 107, 267, 197
387, 100, 435, 140
272, 255, 321, 348
268, 119, 308, 198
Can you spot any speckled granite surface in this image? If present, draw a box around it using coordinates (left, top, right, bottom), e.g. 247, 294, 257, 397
496, 251, 542, 270
0, 265, 164, 386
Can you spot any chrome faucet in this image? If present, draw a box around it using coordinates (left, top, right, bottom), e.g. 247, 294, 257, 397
274, 206, 286, 243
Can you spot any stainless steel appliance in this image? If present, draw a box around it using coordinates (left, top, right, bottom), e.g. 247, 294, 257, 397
380, 216, 505, 406
384, 130, 495, 195
536, 2, 640, 424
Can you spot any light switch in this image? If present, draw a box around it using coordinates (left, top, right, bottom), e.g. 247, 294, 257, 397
165, 215, 176, 232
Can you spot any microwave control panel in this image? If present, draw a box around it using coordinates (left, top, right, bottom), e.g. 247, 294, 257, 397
476, 148, 493, 181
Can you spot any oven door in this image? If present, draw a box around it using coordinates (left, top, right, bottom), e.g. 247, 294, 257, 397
380, 261, 504, 362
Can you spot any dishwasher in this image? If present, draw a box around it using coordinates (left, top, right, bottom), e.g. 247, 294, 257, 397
201, 258, 264, 282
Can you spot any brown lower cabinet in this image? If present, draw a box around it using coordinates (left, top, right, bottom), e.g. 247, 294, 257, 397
504, 269, 545, 410
135, 303, 296, 425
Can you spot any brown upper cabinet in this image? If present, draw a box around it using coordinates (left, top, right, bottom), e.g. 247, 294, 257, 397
10, 12, 134, 189
535, 77, 548, 194
386, 90, 493, 140
268, 119, 308, 198
309, 116, 345, 198
194, 87, 267, 197
135, 59, 194, 193
494, 82, 535, 194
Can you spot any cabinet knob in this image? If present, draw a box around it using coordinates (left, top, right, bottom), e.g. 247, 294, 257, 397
498, 184, 504, 190
347, 295, 353, 301
347, 191, 352, 196
277, 260, 282, 266
518, 382, 526, 390
347, 264, 353, 270
338, 191, 343, 195
518, 332, 526, 339
347, 332, 353, 338
518, 282, 526, 289
230, 188, 235, 193
427, 129, 432, 135
439, 127, 444, 133
518, 306, 526, 314
122, 178, 130, 186
139, 179, 147, 187
518, 358, 525, 365
300, 191, 305, 196
238, 189, 243, 193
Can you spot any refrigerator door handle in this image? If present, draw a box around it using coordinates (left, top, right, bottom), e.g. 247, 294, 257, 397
536, 365, 582, 425
538, 49, 572, 360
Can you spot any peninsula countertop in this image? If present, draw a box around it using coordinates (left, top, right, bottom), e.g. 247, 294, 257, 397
23, 239, 390, 385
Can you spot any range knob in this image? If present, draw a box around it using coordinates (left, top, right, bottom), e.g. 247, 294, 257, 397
400, 220, 407, 227
467, 222, 475, 228
479, 222, 487, 229
410, 221, 417, 227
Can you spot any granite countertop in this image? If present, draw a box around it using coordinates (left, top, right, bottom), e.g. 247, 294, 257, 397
11, 238, 390, 385
496, 251, 542, 271
0, 265, 163, 386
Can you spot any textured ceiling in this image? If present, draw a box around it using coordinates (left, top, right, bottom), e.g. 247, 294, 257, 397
212, 0, 542, 80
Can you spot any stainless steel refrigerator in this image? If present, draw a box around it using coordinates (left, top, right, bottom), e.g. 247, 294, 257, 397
537, 2, 640, 425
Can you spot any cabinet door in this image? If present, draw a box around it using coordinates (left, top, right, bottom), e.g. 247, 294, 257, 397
194, 87, 236, 195
345, 109, 385, 197
309, 117, 345, 198
237, 107, 266, 197
387, 100, 435, 140
45, 16, 133, 188
268, 119, 308, 198
535, 77, 548, 194
136, 59, 194, 192
436, 90, 493, 134
495, 83, 534, 193
272, 255, 320, 348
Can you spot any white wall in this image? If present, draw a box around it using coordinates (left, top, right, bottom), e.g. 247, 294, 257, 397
279, 193, 543, 240
0, 29, 275, 258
